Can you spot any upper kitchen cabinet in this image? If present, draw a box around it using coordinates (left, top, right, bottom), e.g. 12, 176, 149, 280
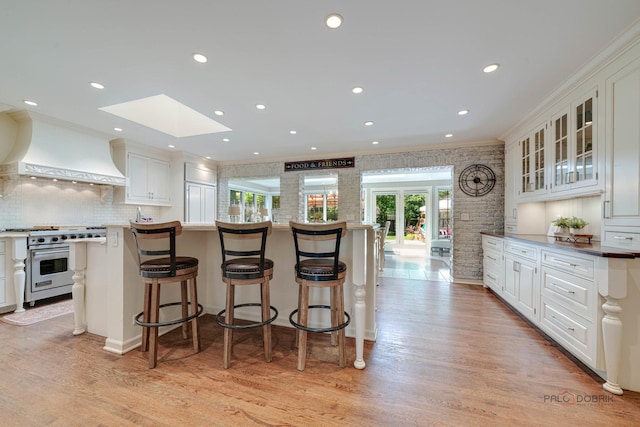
549, 88, 599, 196
517, 121, 548, 201
504, 140, 518, 233
110, 139, 172, 206
603, 54, 640, 247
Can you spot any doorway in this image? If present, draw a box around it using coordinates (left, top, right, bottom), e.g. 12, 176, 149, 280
373, 190, 431, 250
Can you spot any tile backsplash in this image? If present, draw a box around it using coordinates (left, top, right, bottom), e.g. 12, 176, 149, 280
0, 177, 159, 229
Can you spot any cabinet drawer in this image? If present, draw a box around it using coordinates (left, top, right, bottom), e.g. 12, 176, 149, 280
603, 230, 640, 251
541, 250, 594, 279
0, 278, 4, 305
483, 251, 501, 269
541, 266, 595, 321
504, 241, 538, 261
483, 267, 501, 292
540, 298, 596, 367
482, 236, 503, 252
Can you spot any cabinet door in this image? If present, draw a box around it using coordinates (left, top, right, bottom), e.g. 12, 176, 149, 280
147, 158, 171, 204
604, 58, 640, 230
185, 182, 203, 223
518, 122, 548, 200
503, 256, 518, 305
551, 89, 598, 194
203, 185, 216, 222
127, 152, 150, 202
0, 240, 5, 306
515, 260, 537, 322
504, 141, 518, 229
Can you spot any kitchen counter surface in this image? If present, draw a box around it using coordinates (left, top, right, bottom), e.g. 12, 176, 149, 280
481, 232, 637, 258
104, 222, 378, 231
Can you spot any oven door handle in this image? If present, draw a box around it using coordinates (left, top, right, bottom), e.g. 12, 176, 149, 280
31, 249, 69, 259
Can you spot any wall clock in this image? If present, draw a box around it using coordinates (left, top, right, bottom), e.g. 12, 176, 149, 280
458, 164, 496, 197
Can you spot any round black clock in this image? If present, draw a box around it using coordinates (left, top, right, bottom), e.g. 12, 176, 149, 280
458, 164, 496, 197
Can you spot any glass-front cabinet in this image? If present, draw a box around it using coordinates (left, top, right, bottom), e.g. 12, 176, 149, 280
518, 122, 547, 200
550, 88, 598, 194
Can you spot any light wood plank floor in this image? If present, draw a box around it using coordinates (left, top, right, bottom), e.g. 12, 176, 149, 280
0, 257, 638, 426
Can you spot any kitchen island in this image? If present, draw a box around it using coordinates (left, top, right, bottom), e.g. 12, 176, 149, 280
76, 222, 379, 369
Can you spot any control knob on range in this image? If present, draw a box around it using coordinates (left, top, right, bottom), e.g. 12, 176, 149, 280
37, 238, 45, 243
51, 237, 59, 242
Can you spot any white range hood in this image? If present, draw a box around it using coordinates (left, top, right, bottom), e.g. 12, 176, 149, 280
0, 111, 125, 186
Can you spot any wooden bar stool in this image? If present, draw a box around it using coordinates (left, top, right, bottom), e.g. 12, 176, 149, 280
129, 220, 203, 368
289, 221, 351, 371
215, 221, 278, 368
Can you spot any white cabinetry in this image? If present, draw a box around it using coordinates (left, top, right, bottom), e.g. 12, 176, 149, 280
603, 55, 640, 248
184, 163, 217, 223
482, 235, 503, 293
503, 241, 539, 323
539, 250, 598, 366
185, 182, 216, 223
504, 141, 518, 233
517, 122, 548, 200
0, 239, 6, 307
126, 152, 171, 205
550, 88, 599, 195
110, 139, 172, 206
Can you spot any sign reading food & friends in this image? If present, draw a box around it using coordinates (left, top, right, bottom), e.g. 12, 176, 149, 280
284, 157, 355, 172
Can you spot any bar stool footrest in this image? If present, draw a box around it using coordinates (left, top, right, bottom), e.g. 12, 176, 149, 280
289, 304, 351, 333
135, 301, 204, 328
216, 303, 278, 330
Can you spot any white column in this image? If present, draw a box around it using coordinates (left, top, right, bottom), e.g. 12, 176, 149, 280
599, 258, 627, 395
351, 228, 367, 369
68, 241, 87, 335
11, 237, 27, 313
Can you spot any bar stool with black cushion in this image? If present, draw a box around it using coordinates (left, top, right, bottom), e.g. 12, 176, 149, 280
289, 221, 351, 371
215, 221, 278, 369
129, 220, 203, 369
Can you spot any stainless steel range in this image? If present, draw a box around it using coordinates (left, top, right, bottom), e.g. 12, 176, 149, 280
11, 227, 107, 306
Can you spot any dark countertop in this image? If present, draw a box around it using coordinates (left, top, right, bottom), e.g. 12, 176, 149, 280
481, 231, 638, 259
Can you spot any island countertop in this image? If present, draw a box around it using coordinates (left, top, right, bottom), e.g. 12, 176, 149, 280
481, 232, 637, 258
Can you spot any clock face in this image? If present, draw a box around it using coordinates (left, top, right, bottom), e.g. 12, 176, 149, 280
458, 164, 496, 197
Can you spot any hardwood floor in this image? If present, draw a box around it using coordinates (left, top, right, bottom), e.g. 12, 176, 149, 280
0, 255, 639, 426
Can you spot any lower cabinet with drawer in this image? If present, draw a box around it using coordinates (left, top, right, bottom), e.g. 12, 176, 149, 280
480, 234, 640, 394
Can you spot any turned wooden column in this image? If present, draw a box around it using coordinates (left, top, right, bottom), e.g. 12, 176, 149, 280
11, 237, 27, 313
68, 241, 87, 335
351, 228, 367, 369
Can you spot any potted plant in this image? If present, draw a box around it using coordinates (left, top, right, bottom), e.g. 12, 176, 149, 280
566, 216, 588, 234
552, 217, 570, 233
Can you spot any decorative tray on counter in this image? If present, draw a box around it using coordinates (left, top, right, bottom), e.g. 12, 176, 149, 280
553, 233, 594, 244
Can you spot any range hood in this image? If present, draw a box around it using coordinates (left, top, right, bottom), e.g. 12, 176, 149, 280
0, 111, 126, 186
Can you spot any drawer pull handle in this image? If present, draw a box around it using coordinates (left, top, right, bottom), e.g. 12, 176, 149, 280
553, 284, 575, 294
613, 236, 633, 240
487, 273, 496, 281
551, 315, 575, 332
487, 255, 497, 261
552, 259, 577, 268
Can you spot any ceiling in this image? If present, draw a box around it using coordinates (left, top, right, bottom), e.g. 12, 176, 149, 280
2, 1, 640, 164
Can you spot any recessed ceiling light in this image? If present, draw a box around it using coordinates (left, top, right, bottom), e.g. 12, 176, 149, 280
253, 152, 260, 155
168, 144, 175, 148
290, 130, 297, 135
483, 63, 500, 73
256, 104, 266, 110
352, 87, 363, 94
30, 176, 36, 180
72, 181, 77, 184
52, 178, 58, 182
214, 110, 224, 116
89, 183, 94, 186
364, 121, 373, 126
222, 138, 230, 142
114, 127, 123, 132
445, 133, 453, 138
325, 13, 343, 29
458, 109, 469, 116
193, 53, 207, 63
205, 156, 212, 160
311, 147, 317, 150
90, 81, 105, 89
372, 141, 379, 145
24, 100, 37, 106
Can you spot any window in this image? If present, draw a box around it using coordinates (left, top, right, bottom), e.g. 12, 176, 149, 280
438, 188, 451, 238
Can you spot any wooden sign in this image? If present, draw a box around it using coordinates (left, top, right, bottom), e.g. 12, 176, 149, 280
284, 157, 355, 172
